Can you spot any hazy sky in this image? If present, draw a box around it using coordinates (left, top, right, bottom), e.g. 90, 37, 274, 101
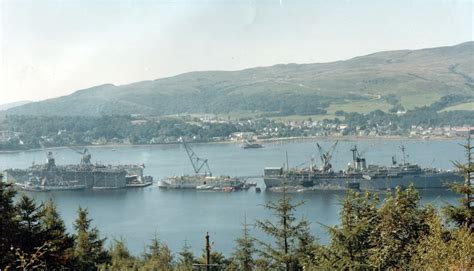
0, 0, 472, 104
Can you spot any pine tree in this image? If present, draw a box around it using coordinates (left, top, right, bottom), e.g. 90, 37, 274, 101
175, 241, 195, 271
141, 234, 173, 271
72, 207, 109, 270
443, 134, 474, 230
0, 179, 19, 267
295, 219, 321, 270
16, 194, 47, 254
254, 188, 307, 271
323, 190, 378, 270
107, 237, 137, 270
369, 185, 430, 269
410, 209, 474, 270
230, 217, 256, 271
41, 198, 74, 269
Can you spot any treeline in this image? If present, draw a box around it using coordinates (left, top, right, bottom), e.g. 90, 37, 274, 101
1, 115, 250, 150
1, 145, 473, 270
1, 115, 303, 151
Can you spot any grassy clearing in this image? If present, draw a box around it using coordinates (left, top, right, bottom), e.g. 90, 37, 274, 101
400, 93, 441, 110
440, 102, 474, 112
326, 99, 392, 114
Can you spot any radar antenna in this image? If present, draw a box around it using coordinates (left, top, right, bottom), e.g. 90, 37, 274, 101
180, 138, 212, 176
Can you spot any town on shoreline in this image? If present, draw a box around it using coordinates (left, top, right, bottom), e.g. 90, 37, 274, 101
1, 111, 473, 152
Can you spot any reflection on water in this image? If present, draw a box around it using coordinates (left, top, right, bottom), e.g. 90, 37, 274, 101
0, 139, 464, 255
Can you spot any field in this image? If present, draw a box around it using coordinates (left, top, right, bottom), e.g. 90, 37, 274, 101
400, 93, 442, 110
441, 102, 474, 112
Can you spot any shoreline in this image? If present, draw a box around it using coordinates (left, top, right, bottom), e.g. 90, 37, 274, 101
0, 135, 464, 153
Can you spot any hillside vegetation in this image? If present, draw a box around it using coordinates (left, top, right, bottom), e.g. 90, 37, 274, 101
7, 42, 474, 117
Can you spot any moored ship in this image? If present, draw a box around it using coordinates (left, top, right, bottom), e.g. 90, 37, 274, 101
158, 139, 248, 190
264, 142, 463, 191
4, 145, 153, 190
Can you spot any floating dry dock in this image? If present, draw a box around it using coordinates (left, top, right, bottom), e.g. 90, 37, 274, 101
4, 148, 152, 190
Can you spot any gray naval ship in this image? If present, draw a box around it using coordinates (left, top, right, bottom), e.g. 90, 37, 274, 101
4, 145, 152, 191
264, 142, 463, 191
158, 140, 248, 191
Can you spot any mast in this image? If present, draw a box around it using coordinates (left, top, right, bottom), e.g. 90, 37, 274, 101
350, 145, 358, 168
399, 145, 406, 166
285, 151, 289, 172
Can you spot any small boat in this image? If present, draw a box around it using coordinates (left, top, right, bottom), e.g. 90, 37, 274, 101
196, 184, 214, 190
125, 175, 153, 187
241, 140, 264, 149
255, 187, 261, 193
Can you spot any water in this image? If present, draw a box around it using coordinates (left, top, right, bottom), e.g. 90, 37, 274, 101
0, 139, 464, 256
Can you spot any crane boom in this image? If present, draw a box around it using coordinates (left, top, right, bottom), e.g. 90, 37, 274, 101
316, 141, 338, 173
181, 138, 212, 176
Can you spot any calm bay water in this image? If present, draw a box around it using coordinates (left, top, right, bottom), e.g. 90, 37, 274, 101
0, 139, 464, 256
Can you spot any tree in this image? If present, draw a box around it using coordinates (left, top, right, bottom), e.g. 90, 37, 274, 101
230, 217, 256, 271
295, 219, 322, 270
0, 179, 19, 267
16, 194, 46, 254
106, 237, 137, 270
369, 185, 430, 269
41, 198, 74, 269
141, 234, 173, 271
175, 241, 195, 271
72, 207, 109, 270
410, 210, 474, 270
254, 188, 307, 271
323, 190, 378, 270
443, 134, 474, 231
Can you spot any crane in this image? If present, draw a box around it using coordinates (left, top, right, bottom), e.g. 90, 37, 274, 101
316, 141, 338, 173
39, 141, 54, 162
39, 140, 56, 172
69, 147, 92, 166
180, 138, 212, 176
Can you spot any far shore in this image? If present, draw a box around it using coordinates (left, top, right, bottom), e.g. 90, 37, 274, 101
0, 134, 465, 154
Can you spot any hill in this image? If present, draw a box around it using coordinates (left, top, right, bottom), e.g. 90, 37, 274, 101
0, 101, 32, 111
7, 41, 474, 117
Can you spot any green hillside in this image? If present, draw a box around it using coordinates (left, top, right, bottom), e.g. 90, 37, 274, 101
7, 41, 474, 117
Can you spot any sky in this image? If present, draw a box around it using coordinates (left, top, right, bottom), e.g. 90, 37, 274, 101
0, 0, 472, 104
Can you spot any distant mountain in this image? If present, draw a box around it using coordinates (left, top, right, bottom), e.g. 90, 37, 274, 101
0, 101, 32, 111
7, 41, 474, 117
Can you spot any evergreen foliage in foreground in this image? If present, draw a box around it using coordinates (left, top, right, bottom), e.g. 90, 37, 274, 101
0, 137, 473, 270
